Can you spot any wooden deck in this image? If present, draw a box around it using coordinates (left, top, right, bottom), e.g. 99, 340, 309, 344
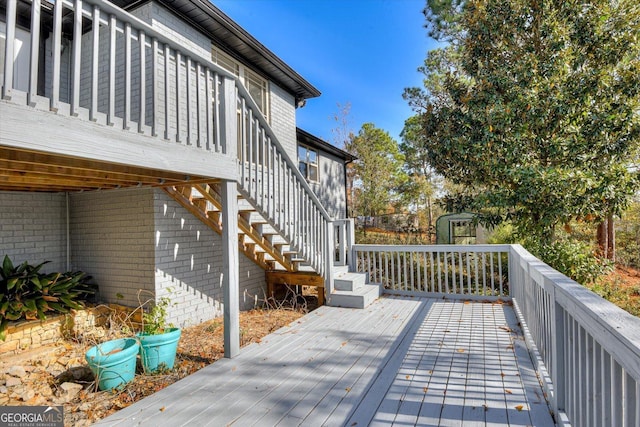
94, 296, 555, 426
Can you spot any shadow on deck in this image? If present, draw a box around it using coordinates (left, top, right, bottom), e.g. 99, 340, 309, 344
94, 296, 555, 427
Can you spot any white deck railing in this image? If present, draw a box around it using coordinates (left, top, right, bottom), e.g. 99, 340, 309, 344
510, 244, 640, 427
352, 244, 510, 298
2, 0, 241, 153
350, 242, 640, 426
236, 84, 332, 277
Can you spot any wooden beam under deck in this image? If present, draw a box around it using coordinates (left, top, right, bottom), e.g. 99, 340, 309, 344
0, 146, 216, 192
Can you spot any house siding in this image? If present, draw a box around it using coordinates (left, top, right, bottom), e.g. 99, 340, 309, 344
0, 191, 67, 273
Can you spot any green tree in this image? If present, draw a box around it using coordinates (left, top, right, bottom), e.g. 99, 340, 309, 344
346, 123, 407, 228
405, 0, 640, 244
399, 115, 443, 239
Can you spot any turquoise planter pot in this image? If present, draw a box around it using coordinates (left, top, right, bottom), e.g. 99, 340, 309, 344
137, 327, 181, 373
85, 338, 139, 391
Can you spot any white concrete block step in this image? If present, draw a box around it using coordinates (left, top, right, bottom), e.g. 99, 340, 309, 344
334, 272, 368, 292
328, 283, 383, 309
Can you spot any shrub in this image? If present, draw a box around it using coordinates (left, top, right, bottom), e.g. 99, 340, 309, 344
525, 239, 613, 285
0, 255, 95, 340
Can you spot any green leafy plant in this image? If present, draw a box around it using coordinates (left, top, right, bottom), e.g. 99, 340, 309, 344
138, 289, 176, 335
525, 239, 613, 286
0, 255, 95, 340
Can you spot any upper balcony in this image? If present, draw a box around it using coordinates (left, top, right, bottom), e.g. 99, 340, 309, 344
1, 0, 243, 189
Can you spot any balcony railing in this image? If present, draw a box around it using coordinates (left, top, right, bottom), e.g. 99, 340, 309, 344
1, 0, 243, 153
346, 241, 640, 427
1, 0, 333, 278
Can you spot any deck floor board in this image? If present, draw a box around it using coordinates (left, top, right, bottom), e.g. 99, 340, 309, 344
94, 296, 555, 427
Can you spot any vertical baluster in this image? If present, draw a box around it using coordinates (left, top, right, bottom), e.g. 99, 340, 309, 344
474, 253, 479, 294
175, 52, 182, 142
490, 252, 495, 294
50, 0, 63, 110
108, 15, 116, 125
247, 108, 253, 194
138, 31, 146, 133
464, 252, 469, 294
458, 251, 464, 293
163, 44, 170, 138
204, 69, 212, 149
214, 72, 221, 151
261, 129, 267, 210
240, 98, 247, 185
89, 6, 100, 120
3, 0, 17, 101
185, 57, 192, 145
256, 124, 263, 207
195, 63, 201, 146
403, 251, 408, 291
436, 252, 442, 293
384, 252, 389, 288
429, 252, 434, 293
450, 251, 456, 293
416, 251, 422, 291
409, 252, 414, 292
498, 252, 503, 296
602, 349, 611, 425
151, 38, 158, 136
482, 253, 487, 293
28, 0, 41, 106
70, 0, 82, 116
123, 23, 131, 129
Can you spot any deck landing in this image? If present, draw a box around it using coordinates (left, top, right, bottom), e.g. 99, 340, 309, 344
95, 296, 554, 426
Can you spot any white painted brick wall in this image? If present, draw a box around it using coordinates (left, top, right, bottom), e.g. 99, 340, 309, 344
269, 82, 297, 160
69, 188, 156, 307
312, 150, 347, 219
153, 190, 266, 328
0, 191, 67, 273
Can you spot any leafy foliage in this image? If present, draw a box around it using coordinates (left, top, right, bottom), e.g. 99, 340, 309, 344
141, 296, 175, 335
405, 0, 640, 242
346, 123, 407, 220
0, 255, 95, 340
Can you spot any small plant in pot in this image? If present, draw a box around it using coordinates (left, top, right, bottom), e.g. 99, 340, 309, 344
137, 289, 181, 374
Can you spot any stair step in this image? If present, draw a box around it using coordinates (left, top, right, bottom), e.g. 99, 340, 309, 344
332, 265, 350, 275
328, 283, 382, 309
334, 272, 368, 292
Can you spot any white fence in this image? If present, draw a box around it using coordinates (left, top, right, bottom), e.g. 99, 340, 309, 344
352, 244, 510, 298
510, 244, 640, 427
350, 243, 640, 426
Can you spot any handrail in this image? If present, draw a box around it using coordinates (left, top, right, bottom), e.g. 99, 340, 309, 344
235, 80, 332, 275
509, 244, 640, 427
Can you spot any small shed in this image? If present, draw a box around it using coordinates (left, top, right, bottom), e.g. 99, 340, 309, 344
436, 212, 487, 244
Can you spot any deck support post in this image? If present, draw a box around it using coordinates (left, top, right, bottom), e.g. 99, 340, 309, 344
221, 179, 239, 358
324, 221, 335, 303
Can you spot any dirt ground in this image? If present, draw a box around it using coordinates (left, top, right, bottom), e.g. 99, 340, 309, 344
0, 291, 315, 426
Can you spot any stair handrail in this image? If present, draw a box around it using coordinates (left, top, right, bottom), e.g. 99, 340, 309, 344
234, 83, 332, 222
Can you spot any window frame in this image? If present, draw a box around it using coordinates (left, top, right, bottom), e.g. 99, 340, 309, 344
211, 45, 270, 121
298, 144, 319, 183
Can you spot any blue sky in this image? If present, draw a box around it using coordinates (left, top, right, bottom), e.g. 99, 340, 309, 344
214, 0, 438, 147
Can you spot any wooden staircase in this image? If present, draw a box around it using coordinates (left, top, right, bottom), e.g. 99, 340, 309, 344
163, 183, 301, 272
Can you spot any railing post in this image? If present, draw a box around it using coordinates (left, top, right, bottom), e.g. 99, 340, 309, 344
2, 0, 17, 100
324, 221, 335, 302
220, 76, 237, 158
346, 218, 355, 269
